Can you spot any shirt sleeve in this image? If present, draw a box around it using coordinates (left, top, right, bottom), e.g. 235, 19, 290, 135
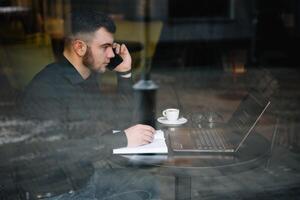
64, 121, 128, 154
116, 73, 133, 94
61, 120, 128, 155
114, 74, 135, 127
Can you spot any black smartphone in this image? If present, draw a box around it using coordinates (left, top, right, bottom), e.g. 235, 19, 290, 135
107, 48, 123, 71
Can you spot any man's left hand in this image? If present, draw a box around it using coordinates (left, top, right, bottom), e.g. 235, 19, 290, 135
113, 43, 132, 73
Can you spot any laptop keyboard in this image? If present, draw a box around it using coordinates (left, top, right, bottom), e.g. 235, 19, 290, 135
191, 129, 228, 150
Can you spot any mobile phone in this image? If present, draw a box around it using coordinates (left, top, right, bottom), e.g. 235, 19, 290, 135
107, 48, 123, 71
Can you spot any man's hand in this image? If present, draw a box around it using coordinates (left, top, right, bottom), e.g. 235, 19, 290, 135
124, 124, 156, 147
113, 43, 132, 73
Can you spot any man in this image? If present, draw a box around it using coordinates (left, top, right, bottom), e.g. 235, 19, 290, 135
19, 10, 160, 200
20, 10, 155, 148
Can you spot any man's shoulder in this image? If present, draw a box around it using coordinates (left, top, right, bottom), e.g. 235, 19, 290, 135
23, 61, 68, 94
32, 62, 65, 83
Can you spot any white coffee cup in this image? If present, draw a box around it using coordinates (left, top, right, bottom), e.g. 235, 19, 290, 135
162, 108, 180, 122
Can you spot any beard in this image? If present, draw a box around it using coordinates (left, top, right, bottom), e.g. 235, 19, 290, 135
82, 46, 105, 73
82, 47, 94, 70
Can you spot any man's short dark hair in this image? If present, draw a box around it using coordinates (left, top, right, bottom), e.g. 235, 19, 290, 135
67, 10, 116, 37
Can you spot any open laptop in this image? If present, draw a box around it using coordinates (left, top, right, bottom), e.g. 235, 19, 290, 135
169, 93, 271, 153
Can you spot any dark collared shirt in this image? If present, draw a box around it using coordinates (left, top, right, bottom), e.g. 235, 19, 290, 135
19, 56, 133, 149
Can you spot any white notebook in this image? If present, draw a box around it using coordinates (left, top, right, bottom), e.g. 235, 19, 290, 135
113, 130, 168, 154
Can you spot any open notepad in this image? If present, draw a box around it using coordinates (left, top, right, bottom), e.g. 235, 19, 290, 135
113, 130, 168, 154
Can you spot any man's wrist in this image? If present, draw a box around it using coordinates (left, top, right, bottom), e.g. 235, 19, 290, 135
120, 73, 131, 78
117, 69, 132, 78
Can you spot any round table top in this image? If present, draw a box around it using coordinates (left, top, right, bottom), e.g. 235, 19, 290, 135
118, 128, 271, 177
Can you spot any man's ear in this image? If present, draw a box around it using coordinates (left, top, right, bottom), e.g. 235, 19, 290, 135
73, 40, 87, 56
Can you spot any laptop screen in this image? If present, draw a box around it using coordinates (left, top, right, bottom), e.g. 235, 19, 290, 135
227, 93, 269, 136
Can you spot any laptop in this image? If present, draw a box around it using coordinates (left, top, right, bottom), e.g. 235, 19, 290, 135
169, 93, 271, 153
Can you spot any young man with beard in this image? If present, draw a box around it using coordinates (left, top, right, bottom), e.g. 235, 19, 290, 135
19, 10, 159, 200
20, 10, 155, 148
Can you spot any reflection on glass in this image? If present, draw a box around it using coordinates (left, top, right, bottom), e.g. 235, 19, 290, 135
191, 109, 224, 128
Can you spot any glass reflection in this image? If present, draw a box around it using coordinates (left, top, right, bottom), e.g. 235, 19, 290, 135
0, 0, 300, 199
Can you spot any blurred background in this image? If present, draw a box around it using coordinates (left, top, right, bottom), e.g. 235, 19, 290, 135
1, 0, 300, 145
1, 0, 299, 91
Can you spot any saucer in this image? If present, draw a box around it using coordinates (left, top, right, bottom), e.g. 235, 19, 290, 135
157, 117, 188, 125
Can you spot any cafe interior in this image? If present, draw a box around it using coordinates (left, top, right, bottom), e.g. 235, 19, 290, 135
0, 0, 300, 199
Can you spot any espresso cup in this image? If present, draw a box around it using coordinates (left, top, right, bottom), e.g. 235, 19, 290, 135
162, 108, 180, 122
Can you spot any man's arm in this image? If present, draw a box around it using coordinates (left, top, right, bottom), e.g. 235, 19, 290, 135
113, 43, 133, 93
109, 44, 156, 147
116, 72, 133, 94
108, 43, 134, 127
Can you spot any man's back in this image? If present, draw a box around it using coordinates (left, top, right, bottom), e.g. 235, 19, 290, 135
20, 57, 106, 121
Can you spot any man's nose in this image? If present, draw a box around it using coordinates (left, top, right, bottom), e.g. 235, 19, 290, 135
108, 47, 115, 58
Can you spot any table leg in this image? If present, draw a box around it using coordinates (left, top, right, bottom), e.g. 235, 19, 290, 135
175, 176, 191, 200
